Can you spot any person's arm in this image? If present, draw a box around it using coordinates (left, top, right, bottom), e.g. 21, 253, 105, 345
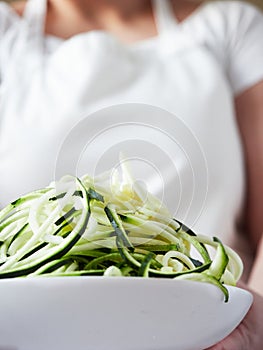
248, 235, 263, 293
235, 81, 263, 295
206, 81, 263, 350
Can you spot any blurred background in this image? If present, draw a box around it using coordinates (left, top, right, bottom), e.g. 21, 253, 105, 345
1, 0, 263, 11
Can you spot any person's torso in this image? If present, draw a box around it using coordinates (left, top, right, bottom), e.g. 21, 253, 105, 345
0, 0, 244, 252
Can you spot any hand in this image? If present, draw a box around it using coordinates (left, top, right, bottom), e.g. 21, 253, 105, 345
205, 285, 263, 350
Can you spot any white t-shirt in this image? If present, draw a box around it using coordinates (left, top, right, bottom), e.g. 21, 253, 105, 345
0, 0, 263, 274
1, 0, 263, 94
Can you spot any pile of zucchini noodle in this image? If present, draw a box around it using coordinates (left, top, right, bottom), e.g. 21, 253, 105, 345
0, 163, 243, 302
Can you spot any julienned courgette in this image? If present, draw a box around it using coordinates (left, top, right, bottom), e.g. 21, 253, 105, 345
0, 173, 244, 303
0, 179, 90, 278
105, 209, 230, 301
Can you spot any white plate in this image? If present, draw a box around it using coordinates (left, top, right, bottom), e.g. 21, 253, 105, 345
0, 277, 252, 350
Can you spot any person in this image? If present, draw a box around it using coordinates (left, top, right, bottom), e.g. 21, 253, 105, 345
0, 0, 263, 348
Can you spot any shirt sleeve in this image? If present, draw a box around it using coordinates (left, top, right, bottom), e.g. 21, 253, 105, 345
224, 1, 263, 96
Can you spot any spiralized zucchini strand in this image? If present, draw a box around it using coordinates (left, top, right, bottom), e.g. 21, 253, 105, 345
0, 168, 244, 302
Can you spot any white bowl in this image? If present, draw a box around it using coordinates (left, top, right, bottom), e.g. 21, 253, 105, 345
0, 277, 252, 350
